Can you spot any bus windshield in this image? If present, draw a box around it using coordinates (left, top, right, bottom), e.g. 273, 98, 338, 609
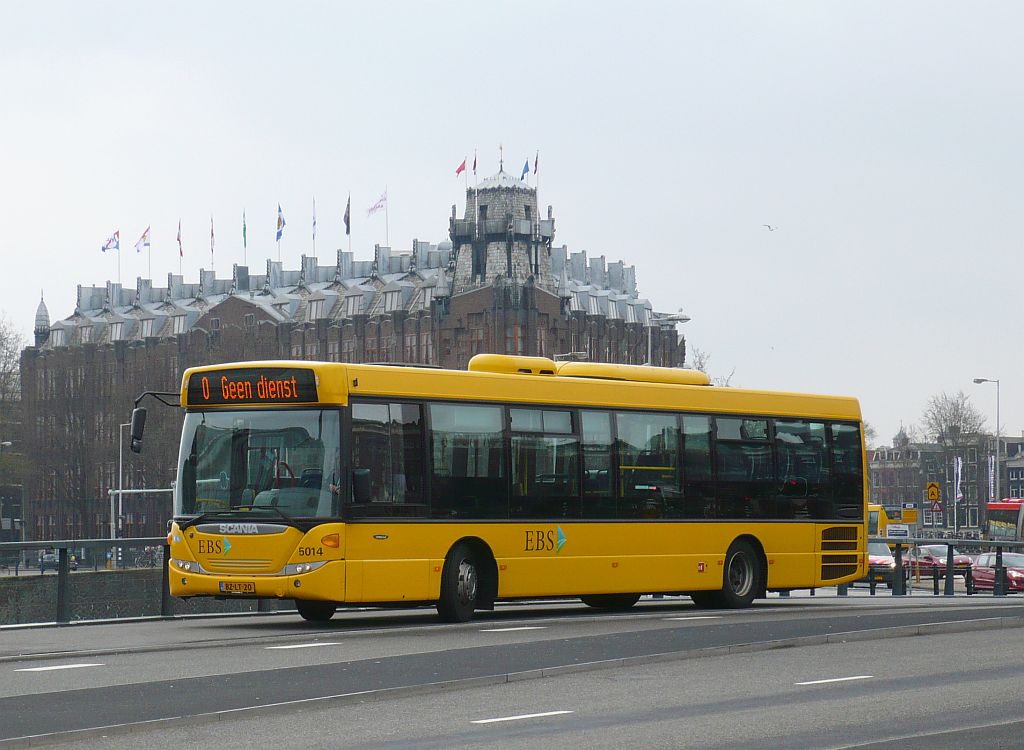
175, 409, 341, 519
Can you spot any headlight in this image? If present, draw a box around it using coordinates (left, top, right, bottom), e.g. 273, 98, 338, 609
1007, 569, 1023, 579
886, 561, 896, 570
171, 558, 208, 574
284, 561, 328, 575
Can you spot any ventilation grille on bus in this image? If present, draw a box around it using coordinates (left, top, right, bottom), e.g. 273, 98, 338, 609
206, 559, 274, 573
820, 526, 860, 580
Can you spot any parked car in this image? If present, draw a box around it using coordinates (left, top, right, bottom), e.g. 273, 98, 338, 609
857, 540, 899, 588
37, 550, 78, 573
38, 552, 58, 574
907, 544, 973, 579
971, 552, 1024, 592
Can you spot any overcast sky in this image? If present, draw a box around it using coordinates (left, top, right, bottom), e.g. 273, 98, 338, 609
2, 1, 1021, 446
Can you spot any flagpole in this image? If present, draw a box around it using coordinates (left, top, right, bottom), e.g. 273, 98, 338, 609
312, 196, 316, 256
117, 240, 121, 286
385, 184, 389, 247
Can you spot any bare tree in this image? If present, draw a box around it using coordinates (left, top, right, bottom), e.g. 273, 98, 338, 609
687, 345, 735, 387
0, 314, 22, 415
862, 421, 878, 447
920, 390, 987, 445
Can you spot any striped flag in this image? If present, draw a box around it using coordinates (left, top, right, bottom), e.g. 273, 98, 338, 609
343, 195, 351, 236
276, 204, 286, 241
134, 227, 150, 253
101, 230, 119, 253
177, 220, 182, 257
367, 191, 387, 217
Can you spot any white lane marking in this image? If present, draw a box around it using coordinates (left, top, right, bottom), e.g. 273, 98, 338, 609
663, 616, 721, 621
265, 642, 342, 650
479, 626, 547, 632
472, 710, 574, 724
15, 663, 104, 672
795, 675, 873, 686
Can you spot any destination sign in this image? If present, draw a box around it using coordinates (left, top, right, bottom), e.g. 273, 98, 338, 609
187, 367, 318, 405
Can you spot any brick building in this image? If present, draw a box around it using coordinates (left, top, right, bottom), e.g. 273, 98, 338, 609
19, 172, 688, 541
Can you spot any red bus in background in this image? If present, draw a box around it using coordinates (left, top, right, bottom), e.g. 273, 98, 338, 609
986, 499, 1024, 542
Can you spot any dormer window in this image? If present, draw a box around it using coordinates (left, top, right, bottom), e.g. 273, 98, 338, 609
109, 322, 123, 341
172, 315, 186, 334
345, 296, 361, 317
384, 291, 401, 312
80, 326, 91, 344
308, 299, 324, 321
50, 329, 64, 347
140, 319, 154, 337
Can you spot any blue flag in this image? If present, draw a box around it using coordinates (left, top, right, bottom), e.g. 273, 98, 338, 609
521, 159, 529, 180
276, 204, 286, 241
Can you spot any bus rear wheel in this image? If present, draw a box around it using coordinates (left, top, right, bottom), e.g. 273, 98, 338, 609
580, 594, 641, 610
691, 539, 762, 609
296, 599, 336, 622
437, 543, 479, 623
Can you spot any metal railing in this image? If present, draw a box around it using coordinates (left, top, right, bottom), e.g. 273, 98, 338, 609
0, 537, 170, 624
876, 537, 1024, 597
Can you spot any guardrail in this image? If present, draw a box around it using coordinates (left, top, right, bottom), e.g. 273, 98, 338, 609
875, 536, 1024, 598
0, 537, 170, 624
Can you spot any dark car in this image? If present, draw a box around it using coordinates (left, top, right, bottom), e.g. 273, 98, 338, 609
857, 540, 899, 587
971, 552, 1024, 592
38, 551, 77, 573
908, 544, 973, 579
38, 552, 59, 574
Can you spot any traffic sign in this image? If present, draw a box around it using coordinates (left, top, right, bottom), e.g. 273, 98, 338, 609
887, 524, 910, 538
926, 482, 940, 502
901, 503, 918, 524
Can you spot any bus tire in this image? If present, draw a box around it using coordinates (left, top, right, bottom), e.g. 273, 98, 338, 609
718, 539, 760, 608
580, 593, 641, 610
437, 543, 479, 623
296, 599, 336, 622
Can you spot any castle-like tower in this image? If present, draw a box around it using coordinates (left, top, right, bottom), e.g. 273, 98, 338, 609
448, 169, 555, 295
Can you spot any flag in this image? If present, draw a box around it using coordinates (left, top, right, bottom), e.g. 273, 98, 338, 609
455, 158, 466, 176
343, 194, 351, 236
367, 191, 387, 216
177, 220, 182, 257
472, 151, 477, 174
134, 226, 150, 254
520, 159, 529, 180
276, 204, 286, 241
534, 150, 539, 175
210, 215, 215, 253
312, 197, 317, 240
242, 210, 247, 249
101, 230, 119, 253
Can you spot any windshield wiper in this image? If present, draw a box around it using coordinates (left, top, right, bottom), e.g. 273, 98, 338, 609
177, 510, 246, 531
245, 504, 297, 525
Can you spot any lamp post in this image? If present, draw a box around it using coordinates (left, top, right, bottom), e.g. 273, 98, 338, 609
646, 311, 691, 366
973, 378, 1001, 506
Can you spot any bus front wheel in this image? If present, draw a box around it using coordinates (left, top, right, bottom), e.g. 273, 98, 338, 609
580, 594, 641, 610
437, 543, 479, 623
296, 599, 336, 622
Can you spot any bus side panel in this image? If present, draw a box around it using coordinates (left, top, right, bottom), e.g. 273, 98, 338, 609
343, 521, 843, 601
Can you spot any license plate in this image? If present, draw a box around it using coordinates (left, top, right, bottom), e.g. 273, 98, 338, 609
219, 581, 255, 594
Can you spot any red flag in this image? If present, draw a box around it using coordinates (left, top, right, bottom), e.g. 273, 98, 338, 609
455, 158, 466, 176
177, 220, 182, 257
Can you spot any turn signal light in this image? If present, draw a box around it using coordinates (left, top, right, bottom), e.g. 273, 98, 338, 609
166, 532, 174, 545
321, 533, 340, 548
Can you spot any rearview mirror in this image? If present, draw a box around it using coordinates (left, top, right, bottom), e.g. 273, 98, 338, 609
129, 407, 147, 454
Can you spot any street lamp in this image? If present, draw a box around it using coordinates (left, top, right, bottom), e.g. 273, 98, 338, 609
973, 378, 1001, 505
646, 311, 691, 366
114, 423, 130, 541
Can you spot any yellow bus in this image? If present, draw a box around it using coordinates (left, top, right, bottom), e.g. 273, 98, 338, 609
133, 355, 866, 622
867, 504, 891, 537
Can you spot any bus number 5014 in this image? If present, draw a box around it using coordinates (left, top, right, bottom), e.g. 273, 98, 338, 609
298, 546, 323, 557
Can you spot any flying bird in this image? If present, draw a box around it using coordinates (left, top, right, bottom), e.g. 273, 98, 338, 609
762, 224, 778, 231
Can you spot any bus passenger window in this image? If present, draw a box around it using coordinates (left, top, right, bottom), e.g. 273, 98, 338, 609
616, 412, 679, 519
429, 403, 507, 519
830, 423, 864, 520
681, 415, 713, 518
510, 408, 579, 519
581, 411, 615, 518
350, 401, 426, 518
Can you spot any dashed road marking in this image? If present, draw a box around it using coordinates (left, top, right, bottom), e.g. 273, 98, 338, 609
472, 710, 574, 724
15, 663, 104, 672
795, 675, 873, 686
